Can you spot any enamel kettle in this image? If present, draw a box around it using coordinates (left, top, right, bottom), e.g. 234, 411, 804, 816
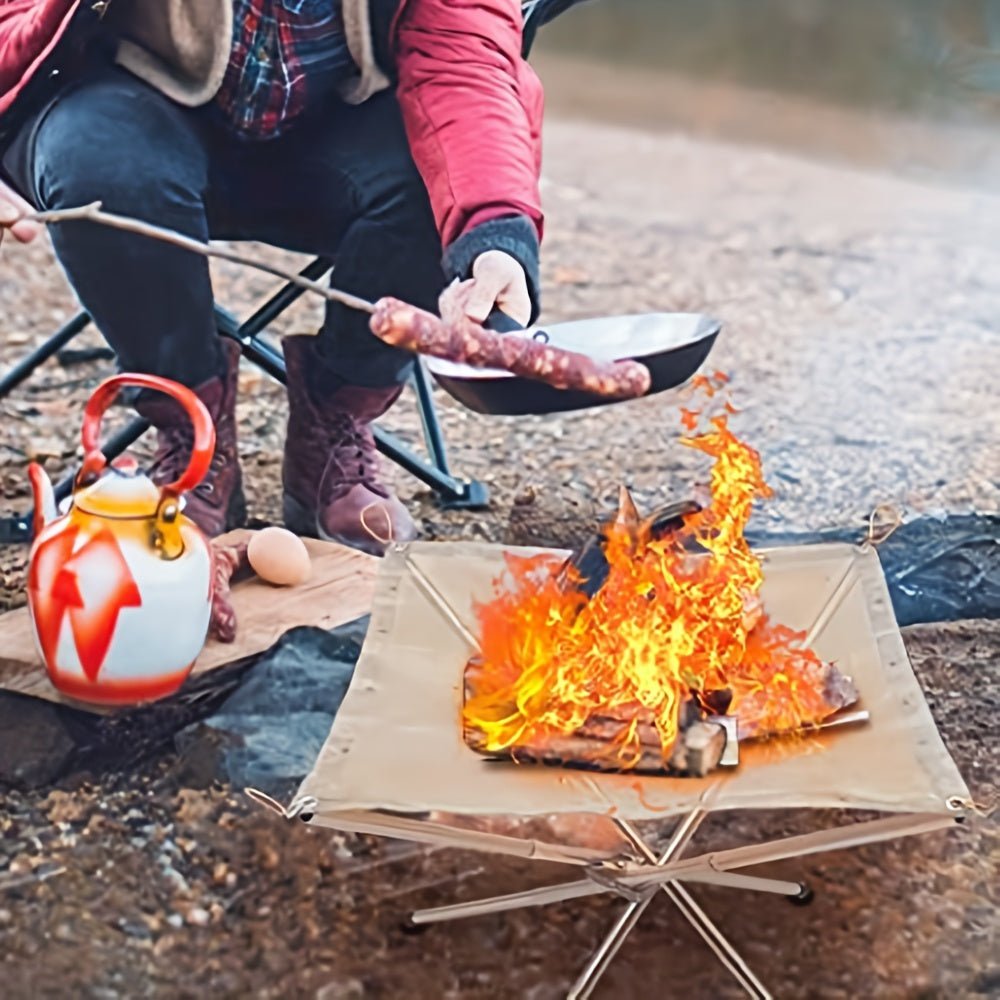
26, 374, 215, 705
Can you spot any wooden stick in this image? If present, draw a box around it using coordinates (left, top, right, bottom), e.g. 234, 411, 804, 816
14, 203, 651, 399
22, 202, 375, 314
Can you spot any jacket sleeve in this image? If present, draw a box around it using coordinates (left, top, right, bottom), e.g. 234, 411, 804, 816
0, 0, 76, 117
392, 0, 545, 320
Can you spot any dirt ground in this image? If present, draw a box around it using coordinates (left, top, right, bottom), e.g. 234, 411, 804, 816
0, 620, 995, 999
0, 107, 998, 998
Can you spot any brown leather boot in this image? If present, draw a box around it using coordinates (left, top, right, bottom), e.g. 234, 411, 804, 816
282, 335, 416, 556
136, 340, 246, 538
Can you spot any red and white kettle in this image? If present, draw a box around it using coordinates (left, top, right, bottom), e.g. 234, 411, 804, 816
26, 374, 216, 705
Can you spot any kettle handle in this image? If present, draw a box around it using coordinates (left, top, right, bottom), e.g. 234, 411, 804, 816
77, 374, 216, 499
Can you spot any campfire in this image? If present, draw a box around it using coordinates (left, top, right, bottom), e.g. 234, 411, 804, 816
463, 373, 859, 776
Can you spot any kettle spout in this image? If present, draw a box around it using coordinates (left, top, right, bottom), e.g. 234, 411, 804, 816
28, 463, 57, 537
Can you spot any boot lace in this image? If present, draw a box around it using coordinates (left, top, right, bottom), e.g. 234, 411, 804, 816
320, 413, 388, 503
150, 425, 224, 503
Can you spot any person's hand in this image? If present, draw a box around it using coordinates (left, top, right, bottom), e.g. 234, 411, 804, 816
439, 250, 532, 328
0, 178, 40, 244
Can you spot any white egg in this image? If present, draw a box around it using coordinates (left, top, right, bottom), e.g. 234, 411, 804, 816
247, 527, 311, 586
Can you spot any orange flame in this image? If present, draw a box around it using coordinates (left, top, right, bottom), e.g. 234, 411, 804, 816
464, 375, 839, 768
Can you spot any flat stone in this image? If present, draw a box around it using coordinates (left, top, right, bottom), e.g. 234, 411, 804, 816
0, 692, 77, 789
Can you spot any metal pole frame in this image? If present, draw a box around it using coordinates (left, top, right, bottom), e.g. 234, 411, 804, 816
299, 805, 962, 1000
0, 258, 488, 544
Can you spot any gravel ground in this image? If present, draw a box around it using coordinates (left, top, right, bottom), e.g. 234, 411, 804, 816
3, 114, 1000, 563
0, 112, 997, 997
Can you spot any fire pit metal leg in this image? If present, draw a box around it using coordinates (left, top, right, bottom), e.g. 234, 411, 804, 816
661, 881, 773, 1000
615, 817, 772, 1000
409, 876, 608, 924
567, 810, 717, 1000
565, 894, 653, 1000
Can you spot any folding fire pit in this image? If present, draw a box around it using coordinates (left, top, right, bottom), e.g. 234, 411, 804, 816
253, 539, 971, 999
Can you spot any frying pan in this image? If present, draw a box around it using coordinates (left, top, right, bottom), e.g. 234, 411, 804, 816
424, 309, 721, 416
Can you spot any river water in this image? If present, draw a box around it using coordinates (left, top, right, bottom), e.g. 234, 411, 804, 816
531, 0, 1000, 189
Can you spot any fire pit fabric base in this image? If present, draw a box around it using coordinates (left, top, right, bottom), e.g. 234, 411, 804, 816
295, 541, 967, 819
275, 541, 970, 999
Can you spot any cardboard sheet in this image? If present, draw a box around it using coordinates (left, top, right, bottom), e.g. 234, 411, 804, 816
297, 541, 970, 821
0, 530, 378, 711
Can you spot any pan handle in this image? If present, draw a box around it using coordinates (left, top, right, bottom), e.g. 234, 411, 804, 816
484, 307, 525, 334
486, 308, 553, 344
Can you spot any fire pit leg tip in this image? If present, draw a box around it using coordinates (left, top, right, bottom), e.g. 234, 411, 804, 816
399, 916, 431, 936
787, 883, 815, 907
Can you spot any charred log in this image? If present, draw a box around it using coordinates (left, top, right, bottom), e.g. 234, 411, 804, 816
463, 663, 728, 776
463, 714, 728, 777
559, 486, 702, 599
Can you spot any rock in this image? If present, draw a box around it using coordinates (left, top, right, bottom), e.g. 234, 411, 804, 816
157, 858, 190, 895
0, 693, 77, 789
53, 923, 75, 942
185, 907, 210, 927
174, 618, 368, 798
43, 790, 90, 825
116, 918, 152, 940
172, 725, 233, 790
316, 978, 365, 1000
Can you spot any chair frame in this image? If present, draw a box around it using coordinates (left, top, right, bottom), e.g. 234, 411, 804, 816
0, 257, 489, 544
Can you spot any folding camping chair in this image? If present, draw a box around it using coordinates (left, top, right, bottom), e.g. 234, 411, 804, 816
0, 256, 488, 545
0, 0, 598, 544
248, 538, 973, 999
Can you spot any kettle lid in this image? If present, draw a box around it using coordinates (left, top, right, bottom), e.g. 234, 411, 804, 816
73, 462, 162, 519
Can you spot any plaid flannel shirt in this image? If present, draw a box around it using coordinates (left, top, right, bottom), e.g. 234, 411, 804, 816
217, 0, 356, 141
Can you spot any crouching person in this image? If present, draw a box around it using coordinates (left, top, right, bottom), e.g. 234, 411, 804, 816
0, 0, 554, 553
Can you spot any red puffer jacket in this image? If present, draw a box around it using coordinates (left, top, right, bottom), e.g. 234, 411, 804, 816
0, 0, 545, 312
0, 1, 78, 119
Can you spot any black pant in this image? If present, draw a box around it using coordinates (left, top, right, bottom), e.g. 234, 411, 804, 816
3, 64, 444, 390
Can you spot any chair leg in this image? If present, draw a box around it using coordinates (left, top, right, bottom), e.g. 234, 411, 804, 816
412, 361, 450, 475
1, 259, 488, 544
410, 361, 490, 510
0, 311, 97, 543
215, 288, 489, 511
0, 312, 92, 399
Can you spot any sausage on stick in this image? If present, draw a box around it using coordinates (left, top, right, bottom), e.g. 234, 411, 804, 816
369, 298, 651, 400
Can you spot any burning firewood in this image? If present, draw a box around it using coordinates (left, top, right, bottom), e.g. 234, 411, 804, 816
369, 298, 652, 400
463, 667, 729, 776
559, 486, 702, 599
462, 654, 859, 778
462, 381, 864, 779
733, 658, 859, 738
463, 717, 728, 777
